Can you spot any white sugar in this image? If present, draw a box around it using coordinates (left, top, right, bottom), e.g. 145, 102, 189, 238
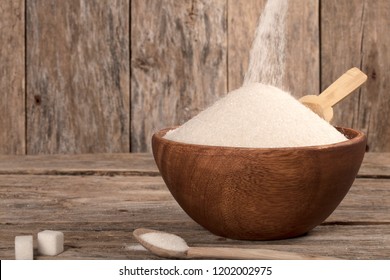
164, 83, 347, 148
244, 0, 288, 87
15, 235, 33, 260
37, 230, 64, 256
141, 232, 189, 253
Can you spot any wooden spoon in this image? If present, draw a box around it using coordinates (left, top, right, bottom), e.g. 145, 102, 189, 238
133, 228, 339, 260
299, 67, 367, 122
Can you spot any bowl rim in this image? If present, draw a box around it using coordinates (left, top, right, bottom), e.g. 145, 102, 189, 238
153, 126, 366, 151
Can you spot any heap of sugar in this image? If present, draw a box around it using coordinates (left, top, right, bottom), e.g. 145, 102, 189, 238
15, 235, 33, 260
38, 230, 64, 256
164, 83, 347, 148
140, 232, 189, 253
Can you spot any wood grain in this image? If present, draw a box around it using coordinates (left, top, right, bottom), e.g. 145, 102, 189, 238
327, 178, 390, 223
1, 0, 390, 154
0, 174, 388, 259
26, 0, 130, 154
152, 127, 367, 240
284, 0, 319, 97
227, 0, 266, 90
0, 153, 389, 259
359, 153, 390, 177
321, 0, 390, 152
0, 153, 159, 176
131, 0, 227, 152
0, 152, 388, 177
0, 0, 25, 154
1, 223, 388, 260
227, 0, 319, 97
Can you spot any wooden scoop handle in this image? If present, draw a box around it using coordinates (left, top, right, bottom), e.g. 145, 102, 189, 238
318, 67, 367, 108
187, 247, 339, 260
299, 67, 367, 121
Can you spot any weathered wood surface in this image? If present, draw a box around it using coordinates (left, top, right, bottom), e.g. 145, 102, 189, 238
0, 175, 389, 259
0, 152, 388, 177
0, 153, 158, 176
26, 0, 130, 154
321, 0, 390, 152
1, 0, 390, 155
131, 0, 227, 152
359, 153, 390, 177
0, 0, 25, 155
227, 0, 266, 90
284, 0, 319, 97
0, 153, 389, 259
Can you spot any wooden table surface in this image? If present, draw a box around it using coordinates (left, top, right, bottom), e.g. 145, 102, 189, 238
0, 153, 389, 260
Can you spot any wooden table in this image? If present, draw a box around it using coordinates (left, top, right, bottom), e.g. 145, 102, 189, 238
0, 153, 389, 259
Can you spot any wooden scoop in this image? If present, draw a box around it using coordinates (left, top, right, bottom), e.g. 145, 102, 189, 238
133, 228, 339, 260
299, 67, 367, 122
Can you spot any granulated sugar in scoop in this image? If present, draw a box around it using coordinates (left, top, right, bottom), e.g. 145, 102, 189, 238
163, 83, 347, 148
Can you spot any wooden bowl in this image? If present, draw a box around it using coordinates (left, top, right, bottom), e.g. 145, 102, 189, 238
152, 127, 366, 240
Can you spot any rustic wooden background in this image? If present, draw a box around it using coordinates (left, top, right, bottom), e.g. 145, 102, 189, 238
0, 0, 389, 154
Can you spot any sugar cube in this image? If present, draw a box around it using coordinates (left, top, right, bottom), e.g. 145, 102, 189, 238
37, 230, 64, 256
15, 235, 33, 260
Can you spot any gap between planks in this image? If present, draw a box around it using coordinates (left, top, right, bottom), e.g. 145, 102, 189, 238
0, 170, 161, 176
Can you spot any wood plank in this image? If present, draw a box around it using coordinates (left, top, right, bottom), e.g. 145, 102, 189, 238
320, 0, 364, 131
0, 175, 387, 224
227, 0, 319, 97
26, 0, 130, 154
284, 0, 319, 97
0, 0, 25, 154
0, 223, 388, 259
227, 0, 266, 90
0, 175, 175, 223
327, 178, 390, 223
0, 174, 389, 259
0, 153, 159, 176
0, 152, 388, 177
321, 0, 390, 152
0, 174, 197, 259
359, 153, 390, 177
131, 0, 227, 152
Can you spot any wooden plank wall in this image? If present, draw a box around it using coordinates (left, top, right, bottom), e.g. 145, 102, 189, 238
321, 0, 390, 152
0, 0, 25, 154
0, 0, 389, 154
131, 0, 227, 151
27, 0, 130, 154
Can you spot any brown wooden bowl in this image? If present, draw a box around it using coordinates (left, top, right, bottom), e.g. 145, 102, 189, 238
152, 127, 366, 240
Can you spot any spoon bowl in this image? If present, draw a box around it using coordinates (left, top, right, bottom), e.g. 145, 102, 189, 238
133, 228, 188, 258
133, 228, 340, 259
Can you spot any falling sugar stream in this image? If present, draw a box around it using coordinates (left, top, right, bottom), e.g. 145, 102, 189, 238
243, 0, 289, 88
